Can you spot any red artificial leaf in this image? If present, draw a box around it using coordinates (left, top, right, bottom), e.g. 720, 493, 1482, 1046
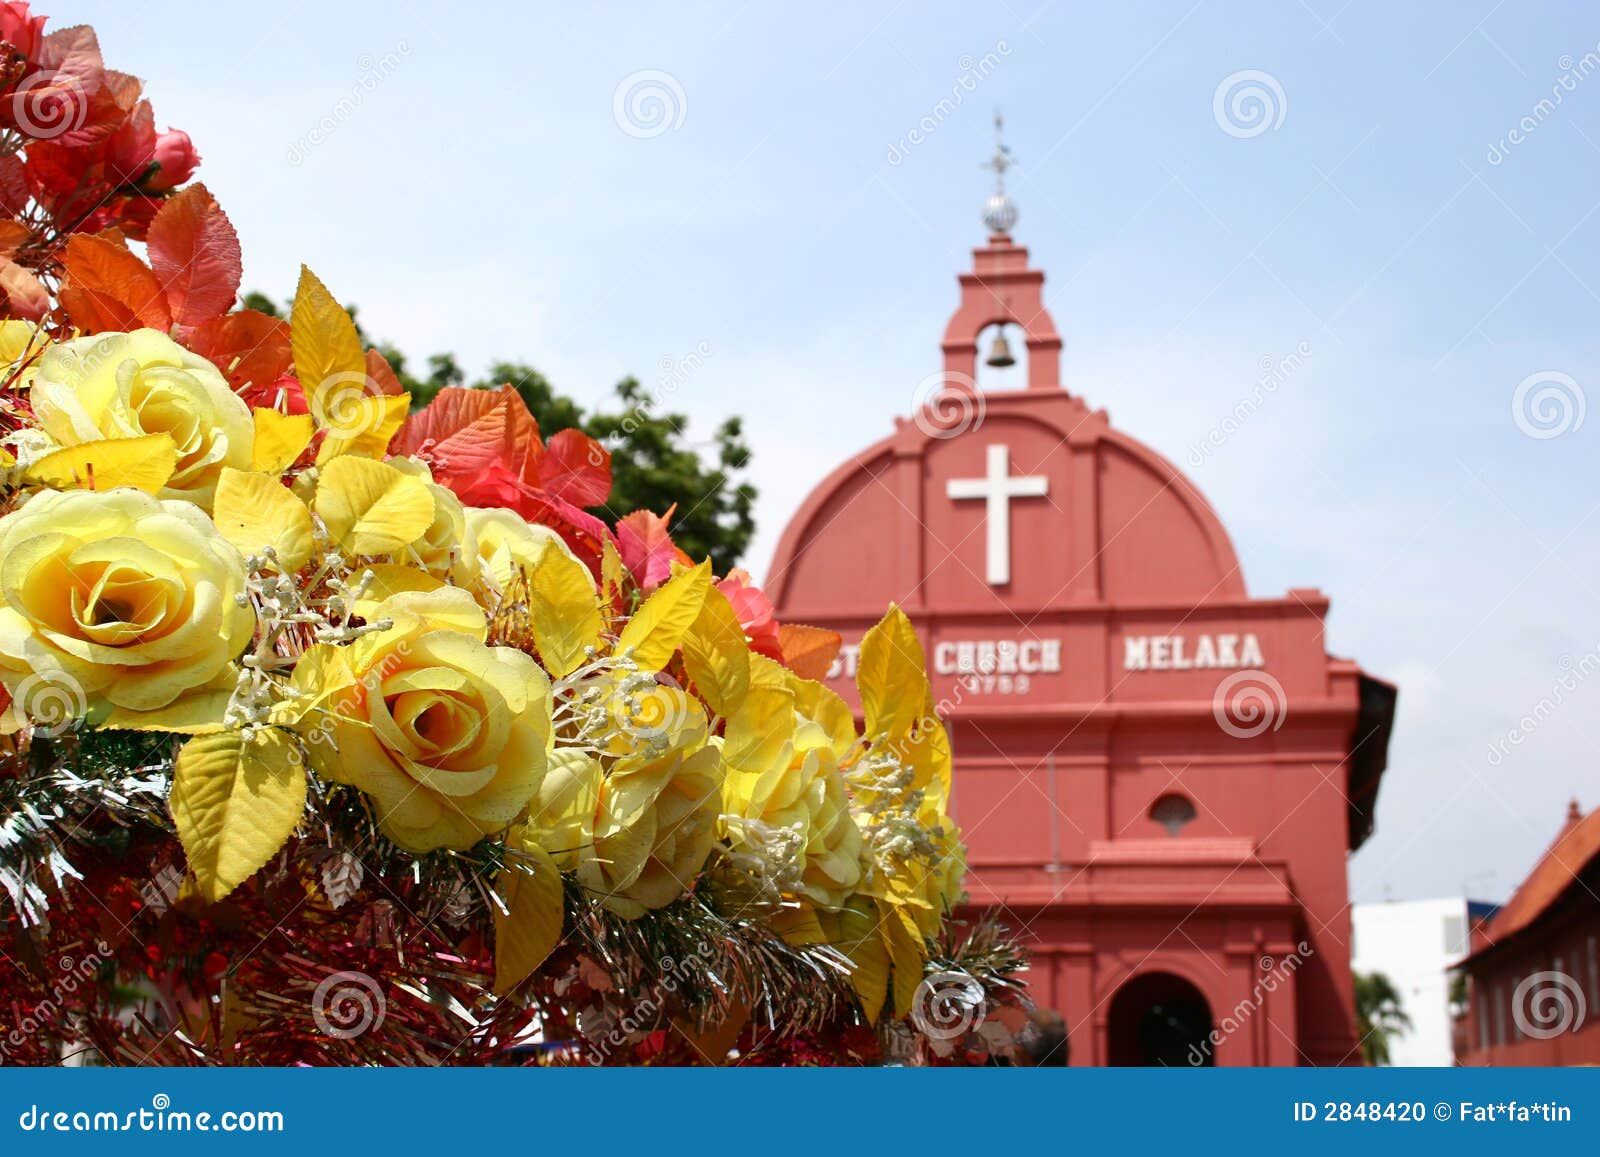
616, 507, 682, 592
537, 428, 611, 507
778, 623, 843, 683
58, 233, 170, 332
146, 183, 241, 333
365, 347, 406, 397
391, 385, 543, 481
26, 27, 119, 149
0, 259, 48, 321
515, 488, 616, 579
0, 222, 29, 259
0, 157, 28, 217
187, 309, 292, 395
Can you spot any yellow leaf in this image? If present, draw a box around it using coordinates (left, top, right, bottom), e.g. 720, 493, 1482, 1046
493, 837, 566, 996
822, 900, 890, 1024
770, 903, 828, 948
882, 900, 928, 1018
24, 433, 176, 494
291, 266, 366, 426
169, 730, 306, 904
722, 683, 794, 773
213, 467, 314, 571
528, 546, 603, 677
251, 408, 314, 475
681, 584, 750, 717
313, 456, 434, 556
857, 604, 931, 740
614, 559, 711, 672
600, 537, 624, 619
314, 393, 410, 464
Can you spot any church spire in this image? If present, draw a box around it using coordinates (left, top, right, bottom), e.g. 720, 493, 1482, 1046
981, 111, 1019, 237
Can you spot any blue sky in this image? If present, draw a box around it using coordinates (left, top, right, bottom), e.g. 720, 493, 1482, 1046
79, 1, 1600, 905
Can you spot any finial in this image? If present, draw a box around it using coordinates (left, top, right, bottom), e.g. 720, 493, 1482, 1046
1568, 797, 1583, 822
981, 110, 1018, 236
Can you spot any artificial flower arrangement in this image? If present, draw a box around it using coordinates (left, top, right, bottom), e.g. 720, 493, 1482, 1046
0, 5, 1027, 1065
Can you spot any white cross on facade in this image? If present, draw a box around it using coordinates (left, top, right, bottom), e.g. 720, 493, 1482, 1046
945, 443, 1049, 585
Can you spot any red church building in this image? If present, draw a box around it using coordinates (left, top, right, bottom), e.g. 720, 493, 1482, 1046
767, 155, 1397, 1066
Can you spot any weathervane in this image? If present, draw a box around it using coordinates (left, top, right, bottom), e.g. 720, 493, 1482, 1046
981, 111, 1019, 236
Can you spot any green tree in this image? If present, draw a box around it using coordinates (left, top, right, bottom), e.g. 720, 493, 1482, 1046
244, 292, 756, 571
1354, 971, 1413, 1066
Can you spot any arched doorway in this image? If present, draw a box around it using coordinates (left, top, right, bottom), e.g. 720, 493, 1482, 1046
1107, 972, 1215, 1067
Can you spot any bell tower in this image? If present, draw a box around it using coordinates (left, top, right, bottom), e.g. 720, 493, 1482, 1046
941, 114, 1064, 394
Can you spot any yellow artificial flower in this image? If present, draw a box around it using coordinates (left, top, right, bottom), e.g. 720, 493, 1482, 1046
720, 680, 862, 911
0, 487, 253, 729
575, 681, 724, 917
386, 457, 478, 584
466, 506, 583, 595
286, 587, 552, 853
0, 319, 48, 389
526, 748, 603, 870
30, 330, 254, 511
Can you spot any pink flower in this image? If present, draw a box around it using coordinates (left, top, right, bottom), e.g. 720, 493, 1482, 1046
143, 129, 198, 191
718, 569, 783, 661
0, 2, 47, 65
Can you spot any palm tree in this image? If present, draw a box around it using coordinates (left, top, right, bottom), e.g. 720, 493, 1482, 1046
1354, 971, 1413, 1065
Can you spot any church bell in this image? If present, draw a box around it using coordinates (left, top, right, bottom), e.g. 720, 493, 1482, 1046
985, 327, 1016, 369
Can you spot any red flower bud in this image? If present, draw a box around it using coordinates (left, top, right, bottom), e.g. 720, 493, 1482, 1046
143, 128, 198, 192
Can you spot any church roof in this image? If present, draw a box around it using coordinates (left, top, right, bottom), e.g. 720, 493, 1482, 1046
1464, 799, 1600, 962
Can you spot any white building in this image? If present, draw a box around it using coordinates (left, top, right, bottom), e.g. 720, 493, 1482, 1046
1350, 897, 1498, 1066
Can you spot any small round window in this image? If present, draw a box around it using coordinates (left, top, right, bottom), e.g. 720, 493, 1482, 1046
1149, 793, 1197, 836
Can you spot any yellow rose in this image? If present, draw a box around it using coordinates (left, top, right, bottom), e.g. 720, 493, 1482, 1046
722, 703, 862, 910
526, 748, 603, 870
289, 588, 551, 853
0, 487, 253, 727
466, 506, 583, 595
30, 329, 254, 511
575, 681, 724, 917
386, 458, 478, 584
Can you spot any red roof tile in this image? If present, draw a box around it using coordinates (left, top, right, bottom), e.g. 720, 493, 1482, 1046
1467, 800, 1600, 959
